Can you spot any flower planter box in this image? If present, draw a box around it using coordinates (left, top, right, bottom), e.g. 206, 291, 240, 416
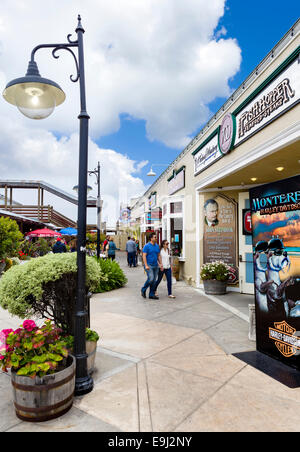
203, 279, 227, 295
11, 354, 75, 422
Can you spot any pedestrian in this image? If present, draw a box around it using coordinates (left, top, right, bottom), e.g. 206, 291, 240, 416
103, 235, 110, 258
126, 236, 131, 266
154, 240, 176, 298
135, 240, 141, 266
126, 237, 137, 267
52, 237, 67, 254
141, 232, 163, 300
131, 237, 137, 267
102, 235, 110, 252
70, 239, 77, 252
107, 237, 117, 260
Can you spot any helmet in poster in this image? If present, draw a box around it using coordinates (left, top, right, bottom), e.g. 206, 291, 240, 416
255, 241, 268, 254
268, 238, 285, 251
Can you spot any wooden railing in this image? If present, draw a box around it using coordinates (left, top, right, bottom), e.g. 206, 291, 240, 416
0, 205, 76, 228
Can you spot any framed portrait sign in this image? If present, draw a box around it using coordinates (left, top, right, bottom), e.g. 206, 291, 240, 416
203, 194, 238, 284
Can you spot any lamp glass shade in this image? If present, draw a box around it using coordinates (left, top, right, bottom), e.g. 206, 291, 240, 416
73, 185, 92, 194
3, 78, 65, 120
147, 167, 156, 177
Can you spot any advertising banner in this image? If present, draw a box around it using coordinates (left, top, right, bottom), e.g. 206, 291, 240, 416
250, 175, 300, 370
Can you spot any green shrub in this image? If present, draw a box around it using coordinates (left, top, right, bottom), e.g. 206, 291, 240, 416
94, 258, 127, 293
0, 253, 106, 334
0, 216, 23, 260
64, 327, 100, 350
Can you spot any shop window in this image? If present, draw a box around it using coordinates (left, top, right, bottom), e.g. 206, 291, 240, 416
170, 217, 183, 256
170, 202, 182, 214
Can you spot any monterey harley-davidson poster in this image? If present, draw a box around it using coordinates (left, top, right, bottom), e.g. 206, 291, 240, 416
250, 175, 300, 370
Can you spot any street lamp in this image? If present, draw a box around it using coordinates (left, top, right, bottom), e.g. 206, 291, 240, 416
88, 162, 102, 259
146, 163, 169, 177
147, 167, 156, 177
3, 15, 94, 396
73, 184, 93, 194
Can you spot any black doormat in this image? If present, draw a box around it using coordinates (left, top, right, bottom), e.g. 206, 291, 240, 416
232, 351, 300, 389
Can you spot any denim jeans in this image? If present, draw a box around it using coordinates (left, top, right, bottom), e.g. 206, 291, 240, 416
141, 266, 159, 297
128, 252, 136, 267
154, 268, 172, 295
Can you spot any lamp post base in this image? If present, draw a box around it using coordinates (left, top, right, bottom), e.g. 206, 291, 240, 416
74, 375, 94, 396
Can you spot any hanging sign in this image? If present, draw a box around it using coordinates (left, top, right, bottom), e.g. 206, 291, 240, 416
243, 209, 252, 235
168, 168, 185, 195
193, 134, 222, 176
250, 175, 300, 370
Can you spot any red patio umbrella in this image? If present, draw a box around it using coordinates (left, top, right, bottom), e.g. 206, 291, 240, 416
26, 228, 62, 238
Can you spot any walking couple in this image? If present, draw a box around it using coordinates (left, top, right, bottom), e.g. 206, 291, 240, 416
141, 232, 176, 300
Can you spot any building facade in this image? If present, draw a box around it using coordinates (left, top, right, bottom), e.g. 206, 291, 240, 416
130, 20, 300, 295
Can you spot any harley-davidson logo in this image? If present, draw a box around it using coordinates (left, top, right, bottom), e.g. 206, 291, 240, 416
269, 321, 300, 358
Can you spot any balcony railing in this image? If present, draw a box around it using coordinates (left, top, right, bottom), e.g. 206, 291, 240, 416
0, 205, 76, 228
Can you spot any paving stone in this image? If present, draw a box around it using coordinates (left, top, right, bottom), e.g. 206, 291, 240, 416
6, 406, 121, 432
174, 380, 300, 432
205, 316, 256, 354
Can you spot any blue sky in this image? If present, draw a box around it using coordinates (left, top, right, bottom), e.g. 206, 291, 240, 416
97, 0, 300, 185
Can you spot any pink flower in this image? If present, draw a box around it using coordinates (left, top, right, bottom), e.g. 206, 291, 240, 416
22, 320, 37, 332
1, 329, 14, 338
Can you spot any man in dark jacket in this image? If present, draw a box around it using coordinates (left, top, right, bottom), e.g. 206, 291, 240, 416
52, 238, 67, 253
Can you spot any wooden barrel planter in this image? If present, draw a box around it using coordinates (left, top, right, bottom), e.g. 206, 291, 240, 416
203, 279, 227, 295
11, 354, 75, 422
86, 341, 97, 375
172, 257, 180, 281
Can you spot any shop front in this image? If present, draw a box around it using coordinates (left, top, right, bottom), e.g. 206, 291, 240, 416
194, 40, 300, 295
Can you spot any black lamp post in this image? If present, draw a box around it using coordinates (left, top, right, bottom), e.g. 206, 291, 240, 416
3, 15, 94, 396
88, 162, 102, 259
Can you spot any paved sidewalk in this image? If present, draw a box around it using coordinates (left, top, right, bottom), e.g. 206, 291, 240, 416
1, 252, 300, 432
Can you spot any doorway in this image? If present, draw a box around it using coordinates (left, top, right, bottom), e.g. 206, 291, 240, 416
238, 192, 254, 294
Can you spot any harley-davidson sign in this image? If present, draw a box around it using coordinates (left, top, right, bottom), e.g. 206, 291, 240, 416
269, 321, 300, 358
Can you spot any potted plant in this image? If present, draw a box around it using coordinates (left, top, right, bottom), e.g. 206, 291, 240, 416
64, 328, 100, 375
200, 261, 230, 295
0, 319, 75, 422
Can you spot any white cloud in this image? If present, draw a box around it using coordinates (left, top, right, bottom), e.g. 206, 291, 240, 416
0, 0, 241, 145
0, 117, 146, 225
0, 0, 242, 223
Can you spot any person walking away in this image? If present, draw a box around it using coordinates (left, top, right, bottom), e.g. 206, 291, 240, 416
102, 235, 110, 254
107, 238, 117, 260
135, 240, 141, 266
131, 237, 137, 267
141, 232, 163, 300
126, 237, 137, 267
52, 237, 67, 253
126, 236, 131, 266
154, 240, 176, 298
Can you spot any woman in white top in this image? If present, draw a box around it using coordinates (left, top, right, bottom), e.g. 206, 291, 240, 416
154, 240, 176, 298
